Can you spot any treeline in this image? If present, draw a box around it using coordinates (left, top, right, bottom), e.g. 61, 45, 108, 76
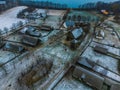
78, 1, 120, 14
19, 1, 68, 10
0, 0, 18, 13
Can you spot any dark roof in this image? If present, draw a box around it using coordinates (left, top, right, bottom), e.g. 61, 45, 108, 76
40, 25, 52, 31
75, 22, 90, 27
94, 46, 108, 55
73, 66, 104, 90
22, 35, 39, 46
77, 57, 95, 69
42, 25, 51, 29
111, 84, 120, 90
40, 27, 51, 31
71, 28, 83, 39
3, 42, 24, 53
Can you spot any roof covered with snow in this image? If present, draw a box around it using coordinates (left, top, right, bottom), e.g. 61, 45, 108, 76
72, 28, 83, 39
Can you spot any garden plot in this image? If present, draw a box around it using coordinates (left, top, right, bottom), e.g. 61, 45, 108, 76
0, 42, 76, 90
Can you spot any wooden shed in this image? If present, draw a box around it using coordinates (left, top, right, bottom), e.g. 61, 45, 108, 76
93, 46, 108, 55
3, 42, 25, 53
22, 35, 39, 46
73, 66, 104, 90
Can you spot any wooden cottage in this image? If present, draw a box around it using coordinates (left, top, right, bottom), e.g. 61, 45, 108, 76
67, 28, 83, 41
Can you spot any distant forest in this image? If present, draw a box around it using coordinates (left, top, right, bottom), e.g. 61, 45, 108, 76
19, 1, 68, 10
79, 1, 120, 13
19, 0, 120, 13
0, 0, 18, 13
1, 0, 120, 14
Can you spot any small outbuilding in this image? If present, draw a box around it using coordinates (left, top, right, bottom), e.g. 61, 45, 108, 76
3, 42, 25, 53
95, 30, 105, 40
22, 35, 39, 46
26, 29, 41, 37
73, 66, 104, 90
40, 25, 52, 31
93, 46, 108, 55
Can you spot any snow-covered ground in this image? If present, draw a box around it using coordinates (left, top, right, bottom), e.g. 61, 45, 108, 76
82, 46, 119, 74
0, 6, 27, 32
48, 10, 65, 16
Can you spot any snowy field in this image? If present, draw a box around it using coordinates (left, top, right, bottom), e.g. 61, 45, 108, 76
0, 6, 27, 32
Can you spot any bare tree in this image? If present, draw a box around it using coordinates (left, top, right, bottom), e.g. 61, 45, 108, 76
0, 29, 2, 36
18, 21, 24, 27
72, 15, 77, 21
4, 27, 8, 34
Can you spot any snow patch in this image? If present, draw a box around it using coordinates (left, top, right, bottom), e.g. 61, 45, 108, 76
0, 6, 27, 32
